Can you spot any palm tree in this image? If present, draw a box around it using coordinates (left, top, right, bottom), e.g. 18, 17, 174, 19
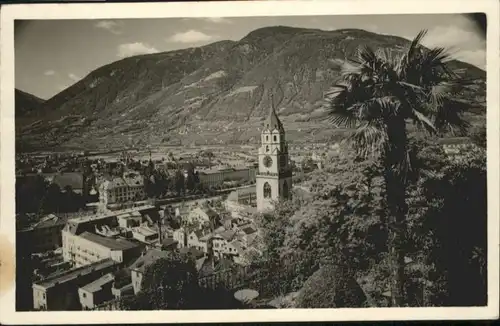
325, 30, 478, 306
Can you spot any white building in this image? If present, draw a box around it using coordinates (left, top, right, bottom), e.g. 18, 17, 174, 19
98, 171, 145, 207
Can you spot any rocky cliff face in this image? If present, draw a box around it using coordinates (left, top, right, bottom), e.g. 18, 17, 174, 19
16, 26, 486, 152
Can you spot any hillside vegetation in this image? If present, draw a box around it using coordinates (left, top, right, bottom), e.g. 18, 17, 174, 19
16, 26, 486, 152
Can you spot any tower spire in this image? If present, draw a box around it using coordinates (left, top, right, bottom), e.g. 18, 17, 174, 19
265, 91, 284, 132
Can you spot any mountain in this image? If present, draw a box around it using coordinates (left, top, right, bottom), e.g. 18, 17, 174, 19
15, 89, 45, 118
16, 26, 486, 152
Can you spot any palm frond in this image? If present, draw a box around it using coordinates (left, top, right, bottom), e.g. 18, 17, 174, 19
372, 96, 401, 118
349, 120, 388, 159
397, 81, 424, 92
357, 45, 378, 65
326, 84, 361, 128
406, 29, 428, 63
411, 109, 437, 135
341, 61, 362, 77
429, 82, 453, 108
328, 109, 360, 129
433, 98, 472, 136
396, 146, 421, 185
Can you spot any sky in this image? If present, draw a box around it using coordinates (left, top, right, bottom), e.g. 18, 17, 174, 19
15, 14, 485, 100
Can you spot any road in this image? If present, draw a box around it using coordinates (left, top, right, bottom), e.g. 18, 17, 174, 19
154, 184, 255, 207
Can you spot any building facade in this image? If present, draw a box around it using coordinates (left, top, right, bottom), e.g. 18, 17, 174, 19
129, 249, 170, 294
61, 209, 151, 267
98, 172, 145, 207
78, 273, 115, 310
62, 229, 143, 267
17, 214, 67, 254
198, 166, 256, 188
256, 106, 292, 212
227, 186, 257, 206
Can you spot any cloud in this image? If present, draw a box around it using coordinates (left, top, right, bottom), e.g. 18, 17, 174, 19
68, 73, 81, 82
181, 17, 232, 24
454, 49, 486, 70
117, 42, 159, 58
168, 30, 215, 44
421, 25, 485, 69
44, 70, 55, 76
422, 25, 485, 49
95, 20, 123, 34
203, 17, 232, 24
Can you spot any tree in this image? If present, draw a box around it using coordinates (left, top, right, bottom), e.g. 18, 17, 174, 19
185, 163, 197, 193
174, 169, 185, 197
405, 144, 487, 306
296, 264, 367, 308
120, 252, 200, 310
325, 30, 478, 306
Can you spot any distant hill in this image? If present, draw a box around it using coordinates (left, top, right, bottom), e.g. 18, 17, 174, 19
15, 89, 45, 118
15, 26, 486, 152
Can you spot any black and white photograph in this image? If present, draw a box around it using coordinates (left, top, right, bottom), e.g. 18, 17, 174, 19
1, 0, 499, 323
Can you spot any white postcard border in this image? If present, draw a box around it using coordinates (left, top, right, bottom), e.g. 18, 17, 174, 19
1, 0, 499, 323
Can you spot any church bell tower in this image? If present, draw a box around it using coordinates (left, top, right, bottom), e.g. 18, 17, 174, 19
256, 100, 292, 212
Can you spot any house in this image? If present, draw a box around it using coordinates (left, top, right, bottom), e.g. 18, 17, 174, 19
132, 225, 159, 245
241, 224, 257, 235
187, 229, 208, 253
221, 215, 233, 230
116, 211, 142, 228
218, 229, 237, 243
110, 268, 134, 300
187, 206, 219, 226
202, 234, 228, 256
78, 273, 115, 310
231, 240, 250, 266
172, 228, 186, 248
179, 246, 205, 260
129, 249, 170, 294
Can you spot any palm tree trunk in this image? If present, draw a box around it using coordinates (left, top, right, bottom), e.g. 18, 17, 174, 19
383, 117, 409, 307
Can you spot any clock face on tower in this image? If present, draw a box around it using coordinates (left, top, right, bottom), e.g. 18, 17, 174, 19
263, 155, 273, 168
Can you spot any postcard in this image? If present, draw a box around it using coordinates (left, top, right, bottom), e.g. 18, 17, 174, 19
1, 0, 499, 323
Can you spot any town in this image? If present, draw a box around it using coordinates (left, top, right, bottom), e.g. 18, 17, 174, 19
16, 104, 475, 310
16, 106, 353, 311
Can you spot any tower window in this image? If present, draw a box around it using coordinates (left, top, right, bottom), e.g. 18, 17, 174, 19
266, 145, 269, 152
266, 135, 268, 141
273, 135, 277, 142
263, 182, 272, 198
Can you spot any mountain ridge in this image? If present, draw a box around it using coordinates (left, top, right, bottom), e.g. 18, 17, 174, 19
16, 26, 486, 152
